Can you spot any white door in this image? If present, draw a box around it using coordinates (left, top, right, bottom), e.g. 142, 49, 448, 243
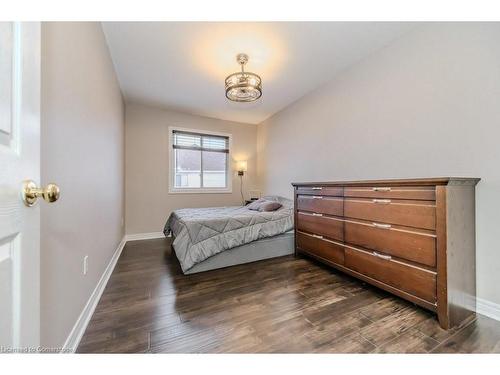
0, 22, 41, 351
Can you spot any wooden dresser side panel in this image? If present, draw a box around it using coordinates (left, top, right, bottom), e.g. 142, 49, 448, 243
294, 186, 298, 256
446, 183, 477, 327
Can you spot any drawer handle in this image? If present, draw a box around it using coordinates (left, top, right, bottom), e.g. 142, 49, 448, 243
312, 213, 323, 217
372, 187, 391, 192
372, 222, 392, 229
311, 234, 323, 239
312, 187, 323, 190
372, 199, 391, 204
312, 196, 323, 199
372, 251, 392, 261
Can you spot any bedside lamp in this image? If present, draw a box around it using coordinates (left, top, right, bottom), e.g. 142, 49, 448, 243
236, 160, 248, 205
237, 160, 248, 176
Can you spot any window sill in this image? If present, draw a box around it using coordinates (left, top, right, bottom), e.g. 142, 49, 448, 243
168, 188, 233, 194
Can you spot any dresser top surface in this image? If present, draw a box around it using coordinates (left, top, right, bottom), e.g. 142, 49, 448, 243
292, 177, 480, 187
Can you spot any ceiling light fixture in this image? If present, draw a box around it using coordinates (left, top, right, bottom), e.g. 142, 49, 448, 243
225, 53, 262, 102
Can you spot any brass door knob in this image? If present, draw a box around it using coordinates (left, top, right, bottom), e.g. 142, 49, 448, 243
22, 180, 60, 207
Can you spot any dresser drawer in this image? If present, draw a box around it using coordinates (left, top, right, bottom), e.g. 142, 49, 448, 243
296, 231, 345, 265
344, 219, 436, 267
296, 186, 343, 197
296, 212, 344, 241
297, 195, 343, 216
344, 245, 437, 302
344, 198, 436, 230
344, 186, 435, 201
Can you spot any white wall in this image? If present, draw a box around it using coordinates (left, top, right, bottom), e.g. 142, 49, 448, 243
257, 23, 500, 306
41, 22, 125, 347
125, 103, 258, 235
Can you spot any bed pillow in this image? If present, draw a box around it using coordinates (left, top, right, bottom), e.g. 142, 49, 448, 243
257, 201, 282, 212
262, 195, 293, 210
246, 198, 266, 211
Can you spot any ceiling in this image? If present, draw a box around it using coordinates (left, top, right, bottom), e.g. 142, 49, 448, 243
102, 22, 416, 124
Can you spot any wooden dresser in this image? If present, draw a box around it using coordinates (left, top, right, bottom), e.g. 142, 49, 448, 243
292, 178, 480, 329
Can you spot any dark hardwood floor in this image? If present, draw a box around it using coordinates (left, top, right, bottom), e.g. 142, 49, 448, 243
77, 238, 500, 353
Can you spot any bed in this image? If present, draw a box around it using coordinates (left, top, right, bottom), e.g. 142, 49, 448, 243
163, 196, 294, 274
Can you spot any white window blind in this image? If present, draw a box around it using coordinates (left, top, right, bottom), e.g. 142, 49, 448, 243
173, 130, 229, 153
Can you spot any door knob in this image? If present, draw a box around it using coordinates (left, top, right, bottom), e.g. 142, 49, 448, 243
21, 180, 60, 207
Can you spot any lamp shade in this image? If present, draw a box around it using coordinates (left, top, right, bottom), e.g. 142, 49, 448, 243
237, 160, 248, 172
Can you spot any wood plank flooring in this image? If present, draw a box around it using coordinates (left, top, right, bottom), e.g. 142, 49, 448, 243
77, 238, 500, 353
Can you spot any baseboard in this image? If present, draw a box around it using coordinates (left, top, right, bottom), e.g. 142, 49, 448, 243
476, 297, 500, 322
124, 231, 166, 242
61, 236, 127, 353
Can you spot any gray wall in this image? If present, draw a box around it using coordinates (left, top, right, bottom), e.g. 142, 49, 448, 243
125, 103, 259, 235
41, 22, 125, 347
257, 23, 500, 306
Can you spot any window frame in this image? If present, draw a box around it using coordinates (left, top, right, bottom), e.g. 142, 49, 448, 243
168, 126, 233, 194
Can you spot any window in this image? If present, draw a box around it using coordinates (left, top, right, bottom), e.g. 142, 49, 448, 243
169, 127, 232, 193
